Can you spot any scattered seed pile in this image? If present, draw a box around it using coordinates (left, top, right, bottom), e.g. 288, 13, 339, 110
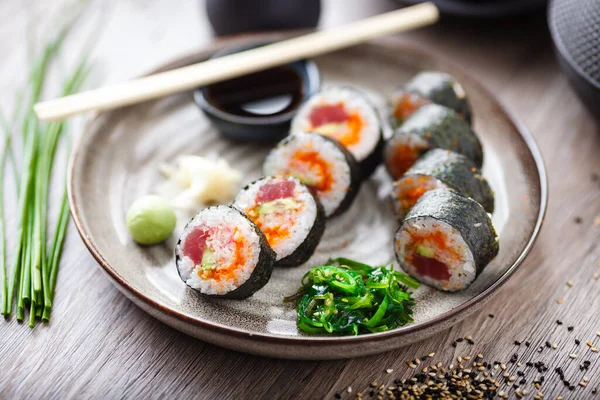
335, 323, 600, 399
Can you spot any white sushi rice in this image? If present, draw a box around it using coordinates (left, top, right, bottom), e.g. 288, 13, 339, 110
263, 132, 351, 217
176, 205, 261, 295
233, 177, 317, 261
290, 86, 380, 162
395, 217, 476, 292
390, 174, 448, 219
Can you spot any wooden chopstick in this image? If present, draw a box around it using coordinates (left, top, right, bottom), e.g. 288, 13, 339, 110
34, 3, 439, 121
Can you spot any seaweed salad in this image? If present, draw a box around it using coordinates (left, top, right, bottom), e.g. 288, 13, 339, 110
286, 258, 420, 335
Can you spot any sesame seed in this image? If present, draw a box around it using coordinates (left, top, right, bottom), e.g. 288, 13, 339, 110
584, 376, 590, 382
591, 347, 598, 353
465, 335, 473, 341
552, 343, 558, 349
557, 298, 564, 304
594, 273, 599, 280
587, 340, 594, 347
386, 369, 393, 374
427, 352, 435, 357
347, 386, 352, 393
570, 353, 578, 359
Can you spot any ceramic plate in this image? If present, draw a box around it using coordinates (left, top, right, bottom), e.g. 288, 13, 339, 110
69, 34, 547, 360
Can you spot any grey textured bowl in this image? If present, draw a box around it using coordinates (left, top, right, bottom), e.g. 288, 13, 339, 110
69, 33, 547, 360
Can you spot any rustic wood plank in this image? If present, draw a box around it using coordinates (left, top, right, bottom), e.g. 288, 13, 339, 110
1, 1, 599, 399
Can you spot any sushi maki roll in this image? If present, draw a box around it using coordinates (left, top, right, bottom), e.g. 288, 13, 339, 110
233, 176, 325, 267
384, 104, 483, 180
390, 71, 472, 126
291, 86, 384, 178
390, 149, 494, 220
175, 205, 276, 299
394, 189, 498, 292
263, 131, 361, 218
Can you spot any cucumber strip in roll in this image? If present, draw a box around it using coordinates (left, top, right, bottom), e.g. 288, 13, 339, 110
291, 86, 384, 178
394, 189, 498, 292
390, 149, 494, 219
390, 71, 472, 126
176, 205, 276, 299
233, 176, 325, 267
384, 104, 483, 180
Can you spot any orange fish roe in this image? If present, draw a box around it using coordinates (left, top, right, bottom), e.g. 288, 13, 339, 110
407, 230, 462, 262
199, 228, 248, 282
394, 176, 435, 211
387, 143, 422, 179
245, 207, 292, 247
393, 93, 430, 122
288, 150, 334, 192
309, 102, 365, 147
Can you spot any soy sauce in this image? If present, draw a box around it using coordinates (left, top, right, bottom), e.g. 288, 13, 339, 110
205, 66, 304, 117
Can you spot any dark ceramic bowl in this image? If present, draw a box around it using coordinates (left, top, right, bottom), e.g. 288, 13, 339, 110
194, 42, 321, 142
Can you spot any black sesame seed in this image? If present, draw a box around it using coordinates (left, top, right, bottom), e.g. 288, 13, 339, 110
488, 314, 494, 318
467, 339, 475, 345
576, 339, 581, 345
545, 341, 552, 348
451, 341, 457, 348
564, 381, 571, 387
569, 385, 575, 391
517, 371, 524, 376
574, 217, 583, 224
568, 326, 574, 331
514, 340, 521, 346
335, 393, 342, 399
520, 378, 526, 385
456, 338, 464, 343
526, 362, 534, 367
556, 320, 563, 325
369, 391, 375, 397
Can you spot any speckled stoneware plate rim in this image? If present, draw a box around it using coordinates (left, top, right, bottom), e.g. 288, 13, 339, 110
68, 33, 547, 357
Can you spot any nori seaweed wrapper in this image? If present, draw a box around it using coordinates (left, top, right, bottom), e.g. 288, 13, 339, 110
401, 189, 498, 276
397, 104, 483, 167
406, 149, 494, 213
405, 71, 472, 125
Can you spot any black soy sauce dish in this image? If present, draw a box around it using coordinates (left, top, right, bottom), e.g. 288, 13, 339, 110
194, 42, 321, 142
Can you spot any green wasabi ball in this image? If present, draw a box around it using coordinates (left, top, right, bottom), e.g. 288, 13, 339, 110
126, 195, 176, 245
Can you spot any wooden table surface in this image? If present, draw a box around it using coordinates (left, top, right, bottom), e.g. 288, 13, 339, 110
2, 1, 599, 399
